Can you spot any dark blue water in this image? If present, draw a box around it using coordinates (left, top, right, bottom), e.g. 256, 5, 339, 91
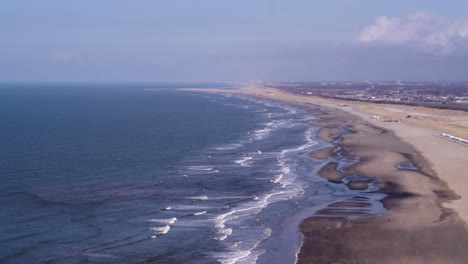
0, 83, 385, 264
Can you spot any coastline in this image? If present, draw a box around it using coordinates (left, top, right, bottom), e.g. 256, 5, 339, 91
299, 104, 468, 263
180, 86, 468, 263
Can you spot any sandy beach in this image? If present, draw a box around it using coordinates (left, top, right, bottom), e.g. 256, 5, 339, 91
298, 101, 468, 263
182, 86, 468, 263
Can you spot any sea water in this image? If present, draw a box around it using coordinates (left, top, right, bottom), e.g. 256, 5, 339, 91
0, 83, 380, 264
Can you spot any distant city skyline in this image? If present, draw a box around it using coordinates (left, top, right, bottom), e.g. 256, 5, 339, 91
2, 0, 468, 82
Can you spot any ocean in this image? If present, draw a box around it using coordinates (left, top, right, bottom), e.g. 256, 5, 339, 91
0, 83, 383, 264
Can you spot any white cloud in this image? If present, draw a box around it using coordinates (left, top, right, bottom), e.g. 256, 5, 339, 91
356, 12, 468, 54
449, 19, 468, 38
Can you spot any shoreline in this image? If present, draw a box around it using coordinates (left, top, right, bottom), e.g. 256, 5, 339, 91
299, 107, 467, 263
180, 86, 468, 263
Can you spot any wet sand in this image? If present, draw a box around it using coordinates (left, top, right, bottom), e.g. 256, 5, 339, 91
308, 146, 334, 160
181, 86, 468, 263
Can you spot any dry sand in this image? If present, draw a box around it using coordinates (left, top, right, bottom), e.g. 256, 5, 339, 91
181, 86, 468, 263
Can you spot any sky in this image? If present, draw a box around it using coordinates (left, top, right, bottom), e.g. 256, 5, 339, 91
1, 0, 468, 82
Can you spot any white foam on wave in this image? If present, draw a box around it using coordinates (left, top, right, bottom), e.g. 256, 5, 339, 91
212, 192, 286, 244
270, 157, 294, 187
253, 128, 271, 140
269, 128, 316, 188
270, 173, 284, 184
214, 143, 244, 151
216, 250, 251, 264
294, 236, 305, 264
302, 129, 316, 148
187, 166, 215, 171
176, 94, 319, 262
188, 195, 209, 200
214, 228, 272, 264
215, 228, 233, 241
234, 156, 253, 166
193, 211, 208, 216
273, 120, 290, 127
282, 129, 316, 153
150, 225, 171, 238
169, 204, 211, 211
256, 127, 271, 134
148, 217, 177, 224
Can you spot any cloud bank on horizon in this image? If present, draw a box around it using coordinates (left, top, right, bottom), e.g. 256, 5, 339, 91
356, 11, 468, 54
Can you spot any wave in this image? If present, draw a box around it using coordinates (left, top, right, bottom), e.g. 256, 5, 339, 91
207, 124, 315, 259
281, 128, 317, 153
148, 217, 177, 224
150, 225, 171, 238
187, 195, 209, 200
193, 211, 208, 216
186, 166, 215, 171
212, 191, 288, 244
234, 156, 253, 166
215, 228, 233, 241
270, 173, 284, 184
169, 204, 212, 211
216, 250, 251, 264
253, 128, 272, 140
214, 143, 244, 151
176, 91, 327, 263
167, 93, 323, 262
214, 228, 272, 264
271, 155, 294, 188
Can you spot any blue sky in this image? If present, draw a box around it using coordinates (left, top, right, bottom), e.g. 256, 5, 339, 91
2, 0, 468, 82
